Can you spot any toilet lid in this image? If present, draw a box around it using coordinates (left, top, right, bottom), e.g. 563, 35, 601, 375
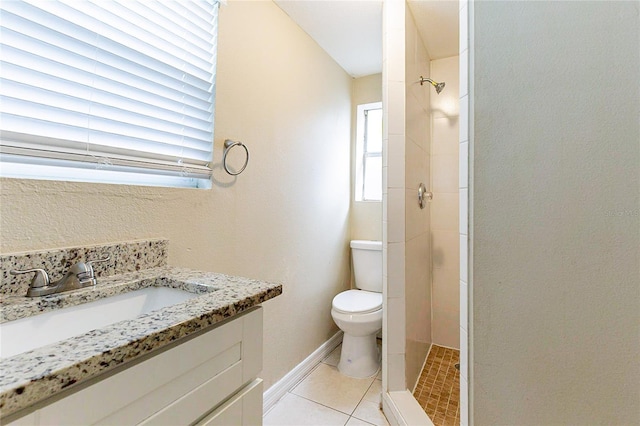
332, 290, 382, 314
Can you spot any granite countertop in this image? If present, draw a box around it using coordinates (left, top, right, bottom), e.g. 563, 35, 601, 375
0, 267, 282, 418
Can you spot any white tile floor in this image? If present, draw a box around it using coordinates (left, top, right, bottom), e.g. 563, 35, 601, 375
264, 344, 389, 426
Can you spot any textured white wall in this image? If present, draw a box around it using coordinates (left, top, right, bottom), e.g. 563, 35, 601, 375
471, 1, 640, 424
0, 0, 353, 391
351, 73, 383, 243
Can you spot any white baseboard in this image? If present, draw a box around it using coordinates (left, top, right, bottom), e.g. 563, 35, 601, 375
263, 331, 343, 415
382, 390, 434, 426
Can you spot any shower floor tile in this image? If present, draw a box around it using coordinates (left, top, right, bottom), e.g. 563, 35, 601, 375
413, 345, 460, 426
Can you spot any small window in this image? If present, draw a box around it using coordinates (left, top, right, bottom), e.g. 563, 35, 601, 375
0, 0, 219, 188
355, 102, 382, 201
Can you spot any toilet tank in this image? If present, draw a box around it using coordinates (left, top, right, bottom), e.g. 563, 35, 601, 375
350, 240, 382, 293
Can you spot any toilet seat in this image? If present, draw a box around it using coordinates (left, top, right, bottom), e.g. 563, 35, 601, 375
332, 290, 382, 314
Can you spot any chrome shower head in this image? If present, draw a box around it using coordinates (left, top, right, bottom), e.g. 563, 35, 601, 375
419, 77, 446, 94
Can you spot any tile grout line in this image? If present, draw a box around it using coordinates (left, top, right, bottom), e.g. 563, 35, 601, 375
412, 345, 461, 426
287, 376, 381, 421
267, 343, 386, 426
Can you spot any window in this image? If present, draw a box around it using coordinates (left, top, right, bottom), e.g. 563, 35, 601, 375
355, 102, 382, 201
0, 0, 218, 188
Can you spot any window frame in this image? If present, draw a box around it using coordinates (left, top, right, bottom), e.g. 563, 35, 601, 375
0, 0, 219, 189
355, 101, 383, 202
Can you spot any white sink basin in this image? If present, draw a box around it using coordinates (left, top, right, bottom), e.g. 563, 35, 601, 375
0, 287, 198, 359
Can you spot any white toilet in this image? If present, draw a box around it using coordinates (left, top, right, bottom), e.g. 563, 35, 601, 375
331, 240, 383, 378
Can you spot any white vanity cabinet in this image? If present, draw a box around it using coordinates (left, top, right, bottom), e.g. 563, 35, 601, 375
8, 307, 264, 426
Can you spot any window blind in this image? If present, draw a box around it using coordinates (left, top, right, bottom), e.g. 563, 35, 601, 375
0, 0, 218, 188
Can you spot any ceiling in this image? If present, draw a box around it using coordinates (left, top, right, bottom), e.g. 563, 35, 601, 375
274, 0, 459, 78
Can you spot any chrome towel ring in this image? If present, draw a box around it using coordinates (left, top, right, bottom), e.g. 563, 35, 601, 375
223, 139, 249, 176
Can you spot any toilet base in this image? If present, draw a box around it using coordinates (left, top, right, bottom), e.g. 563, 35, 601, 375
338, 332, 380, 378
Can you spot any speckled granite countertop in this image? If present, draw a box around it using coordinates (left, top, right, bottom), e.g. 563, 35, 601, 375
0, 267, 282, 418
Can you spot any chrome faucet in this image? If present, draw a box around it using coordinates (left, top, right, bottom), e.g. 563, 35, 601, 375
10, 256, 110, 297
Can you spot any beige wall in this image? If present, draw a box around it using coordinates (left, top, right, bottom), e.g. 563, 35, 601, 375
430, 55, 460, 349
0, 0, 353, 391
470, 1, 640, 424
351, 73, 383, 242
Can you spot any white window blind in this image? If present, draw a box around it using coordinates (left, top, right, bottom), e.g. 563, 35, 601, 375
0, 0, 218, 188
355, 102, 382, 202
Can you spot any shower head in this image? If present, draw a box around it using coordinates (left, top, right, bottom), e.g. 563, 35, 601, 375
419, 77, 446, 94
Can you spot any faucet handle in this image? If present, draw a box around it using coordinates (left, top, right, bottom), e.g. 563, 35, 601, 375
87, 255, 110, 265
86, 256, 111, 277
10, 268, 50, 288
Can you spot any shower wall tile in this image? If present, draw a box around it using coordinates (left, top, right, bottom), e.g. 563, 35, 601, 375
432, 230, 460, 271
431, 192, 459, 232
388, 81, 406, 136
388, 296, 407, 353
459, 0, 470, 423
405, 138, 428, 189
431, 55, 461, 351
405, 188, 429, 241
388, 188, 406, 243
460, 4, 468, 53
460, 370, 469, 426
432, 117, 459, 156
432, 154, 459, 193
431, 56, 460, 119
409, 79, 428, 119
460, 281, 468, 330
405, 234, 431, 323
387, 352, 406, 391
460, 235, 468, 283
386, 0, 405, 32
460, 328, 468, 380
387, 242, 405, 299
460, 188, 468, 234
460, 141, 469, 188
403, 2, 432, 395
432, 252, 460, 350
388, 134, 406, 188
406, 92, 429, 153
404, 12, 418, 86
432, 309, 460, 349
433, 267, 460, 311
460, 49, 469, 98
459, 95, 469, 143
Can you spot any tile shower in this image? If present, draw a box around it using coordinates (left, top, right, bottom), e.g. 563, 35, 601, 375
414, 345, 460, 426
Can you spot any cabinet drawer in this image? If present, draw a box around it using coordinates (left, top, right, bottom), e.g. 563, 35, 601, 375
27, 307, 263, 426
98, 344, 243, 425
196, 379, 263, 426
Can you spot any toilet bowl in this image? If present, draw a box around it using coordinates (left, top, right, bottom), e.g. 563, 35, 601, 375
331, 240, 382, 378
